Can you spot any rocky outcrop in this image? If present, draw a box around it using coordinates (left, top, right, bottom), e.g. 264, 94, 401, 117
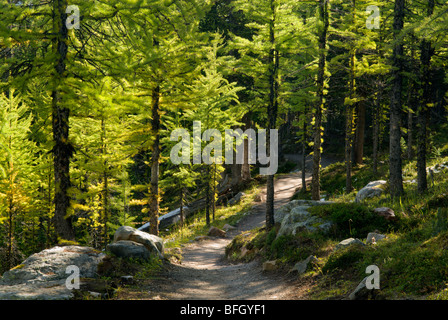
275, 200, 334, 238
107, 226, 164, 260
0, 246, 106, 300
355, 180, 387, 203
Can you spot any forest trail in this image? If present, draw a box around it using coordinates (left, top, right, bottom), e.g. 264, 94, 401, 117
136, 155, 336, 300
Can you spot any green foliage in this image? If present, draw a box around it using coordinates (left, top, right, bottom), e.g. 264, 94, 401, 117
322, 245, 366, 274
309, 203, 391, 239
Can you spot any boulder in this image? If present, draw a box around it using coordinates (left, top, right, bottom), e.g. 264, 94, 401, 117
262, 260, 277, 272
0, 246, 106, 300
290, 255, 317, 275
276, 202, 333, 238
113, 226, 164, 258
366, 232, 386, 245
274, 200, 334, 224
207, 226, 227, 238
228, 192, 245, 206
106, 240, 151, 260
373, 207, 397, 221
335, 238, 365, 251
355, 180, 387, 203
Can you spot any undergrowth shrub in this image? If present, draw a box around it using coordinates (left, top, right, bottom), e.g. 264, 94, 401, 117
309, 203, 392, 239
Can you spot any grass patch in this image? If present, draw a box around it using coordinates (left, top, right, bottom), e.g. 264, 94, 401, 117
308, 203, 393, 239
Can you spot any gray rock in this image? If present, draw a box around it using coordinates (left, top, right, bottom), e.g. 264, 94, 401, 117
355, 180, 387, 203
366, 232, 386, 245
373, 207, 396, 221
277, 205, 333, 238
106, 240, 151, 260
0, 245, 106, 300
290, 255, 317, 275
113, 226, 164, 258
335, 238, 365, 250
228, 192, 245, 206
274, 200, 334, 224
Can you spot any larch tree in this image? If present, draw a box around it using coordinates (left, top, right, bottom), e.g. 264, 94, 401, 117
311, 0, 330, 201
229, 0, 305, 228
0, 91, 38, 270
116, 0, 212, 235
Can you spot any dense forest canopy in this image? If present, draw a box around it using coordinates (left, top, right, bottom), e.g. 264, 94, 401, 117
0, 0, 447, 274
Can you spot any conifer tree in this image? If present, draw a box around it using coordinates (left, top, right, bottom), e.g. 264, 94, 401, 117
311, 0, 330, 201
389, 0, 405, 198
0, 91, 38, 270
230, 0, 304, 227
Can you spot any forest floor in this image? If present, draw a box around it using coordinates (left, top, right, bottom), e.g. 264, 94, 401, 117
116, 155, 337, 300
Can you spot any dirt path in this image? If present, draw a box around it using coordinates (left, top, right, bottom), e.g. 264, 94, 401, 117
138, 155, 337, 300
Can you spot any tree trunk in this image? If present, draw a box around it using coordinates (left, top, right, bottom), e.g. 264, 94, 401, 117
417, 0, 434, 194
372, 87, 381, 177
149, 85, 161, 235
180, 187, 184, 228
52, 0, 75, 241
389, 0, 405, 198
301, 111, 307, 192
312, 0, 329, 201
242, 112, 251, 181
345, 50, 355, 194
206, 165, 211, 227
353, 100, 366, 165
266, 0, 279, 229
407, 89, 414, 160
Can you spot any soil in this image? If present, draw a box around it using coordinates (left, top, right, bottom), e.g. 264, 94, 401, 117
119, 154, 337, 300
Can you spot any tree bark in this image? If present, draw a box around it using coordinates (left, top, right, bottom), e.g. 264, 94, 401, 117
389, 0, 405, 198
372, 85, 381, 177
417, 0, 434, 194
242, 112, 251, 181
311, 0, 329, 201
149, 85, 161, 235
266, 0, 279, 229
301, 110, 307, 192
345, 50, 355, 194
52, 0, 75, 241
353, 100, 366, 165
206, 166, 211, 227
